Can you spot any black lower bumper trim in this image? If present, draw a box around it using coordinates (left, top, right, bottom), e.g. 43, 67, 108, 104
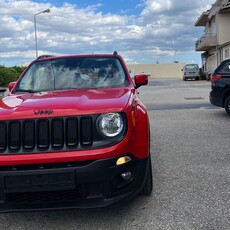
0, 154, 149, 212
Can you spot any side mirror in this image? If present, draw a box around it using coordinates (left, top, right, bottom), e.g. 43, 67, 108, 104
8, 81, 17, 92
134, 74, 148, 89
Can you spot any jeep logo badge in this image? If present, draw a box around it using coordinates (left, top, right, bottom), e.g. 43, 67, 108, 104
34, 110, 53, 115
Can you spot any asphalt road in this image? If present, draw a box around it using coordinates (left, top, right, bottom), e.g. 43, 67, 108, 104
0, 78, 229, 230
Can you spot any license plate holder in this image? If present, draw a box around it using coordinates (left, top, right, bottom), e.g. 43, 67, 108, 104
4, 171, 76, 192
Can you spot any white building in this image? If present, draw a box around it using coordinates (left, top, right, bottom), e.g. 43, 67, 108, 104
195, 0, 230, 79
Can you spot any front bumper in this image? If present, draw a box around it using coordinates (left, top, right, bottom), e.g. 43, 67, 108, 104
0, 154, 148, 212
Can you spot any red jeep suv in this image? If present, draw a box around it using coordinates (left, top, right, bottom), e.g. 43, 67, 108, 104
0, 52, 152, 212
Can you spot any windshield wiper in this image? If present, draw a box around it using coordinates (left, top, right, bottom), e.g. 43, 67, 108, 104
14, 89, 39, 93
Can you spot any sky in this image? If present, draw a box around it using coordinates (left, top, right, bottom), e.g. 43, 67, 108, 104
0, 0, 214, 67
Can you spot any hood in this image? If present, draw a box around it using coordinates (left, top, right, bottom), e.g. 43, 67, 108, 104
0, 88, 132, 120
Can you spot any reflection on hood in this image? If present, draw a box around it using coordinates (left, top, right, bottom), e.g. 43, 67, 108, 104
1, 97, 23, 109
0, 88, 132, 119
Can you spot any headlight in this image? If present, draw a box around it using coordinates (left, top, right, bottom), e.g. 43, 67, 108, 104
98, 113, 124, 137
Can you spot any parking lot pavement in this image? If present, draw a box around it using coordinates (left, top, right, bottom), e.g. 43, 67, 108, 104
147, 108, 230, 229
0, 78, 229, 230
139, 78, 215, 110
140, 78, 230, 229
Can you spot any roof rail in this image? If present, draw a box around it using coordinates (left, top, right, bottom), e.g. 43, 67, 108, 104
37, 55, 55, 60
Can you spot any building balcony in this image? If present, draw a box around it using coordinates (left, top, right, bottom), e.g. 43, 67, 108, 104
195, 34, 217, 51
195, 10, 210, 27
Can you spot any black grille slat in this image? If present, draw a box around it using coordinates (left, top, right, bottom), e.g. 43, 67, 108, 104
23, 120, 35, 149
0, 122, 7, 150
52, 119, 64, 147
37, 119, 49, 148
66, 118, 78, 147
80, 117, 93, 146
9, 121, 21, 150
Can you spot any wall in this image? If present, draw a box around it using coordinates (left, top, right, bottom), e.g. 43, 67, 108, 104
223, 44, 230, 60
127, 63, 185, 79
218, 13, 230, 45
206, 50, 217, 74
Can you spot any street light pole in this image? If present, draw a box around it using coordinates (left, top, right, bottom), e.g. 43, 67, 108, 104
34, 9, 50, 58
174, 50, 177, 63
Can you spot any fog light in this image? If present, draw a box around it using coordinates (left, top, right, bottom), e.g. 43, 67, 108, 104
121, 171, 132, 180
116, 156, 132, 166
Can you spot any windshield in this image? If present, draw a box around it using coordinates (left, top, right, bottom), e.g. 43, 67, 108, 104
14, 57, 129, 93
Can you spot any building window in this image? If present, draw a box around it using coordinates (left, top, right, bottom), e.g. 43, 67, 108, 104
225, 49, 230, 58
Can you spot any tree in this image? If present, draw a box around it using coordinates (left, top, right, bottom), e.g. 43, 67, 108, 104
0, 65, 25, 86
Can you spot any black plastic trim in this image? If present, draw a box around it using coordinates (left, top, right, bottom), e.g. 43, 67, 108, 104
0, 154, 149, 212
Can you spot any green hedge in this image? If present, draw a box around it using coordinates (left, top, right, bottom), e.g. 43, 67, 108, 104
0, 65, 25, 87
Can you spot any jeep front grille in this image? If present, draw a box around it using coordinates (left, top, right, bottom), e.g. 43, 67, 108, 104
0, 116, 94, 154
0, 114, 127, 154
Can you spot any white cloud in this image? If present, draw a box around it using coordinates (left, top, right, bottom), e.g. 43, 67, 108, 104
0, 0, 214, 66
141, 0, 172, 16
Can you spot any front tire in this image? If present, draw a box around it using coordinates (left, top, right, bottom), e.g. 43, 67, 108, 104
141, 156, 153, 195
224, 95, 230, 116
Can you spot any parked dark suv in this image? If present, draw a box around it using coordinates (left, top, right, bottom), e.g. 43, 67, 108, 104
210, 59, 230, 116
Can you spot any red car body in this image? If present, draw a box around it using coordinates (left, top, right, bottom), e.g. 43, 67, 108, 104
0, 53, 152, 212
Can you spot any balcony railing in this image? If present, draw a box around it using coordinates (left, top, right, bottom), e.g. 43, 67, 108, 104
195, 34, 217, 51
